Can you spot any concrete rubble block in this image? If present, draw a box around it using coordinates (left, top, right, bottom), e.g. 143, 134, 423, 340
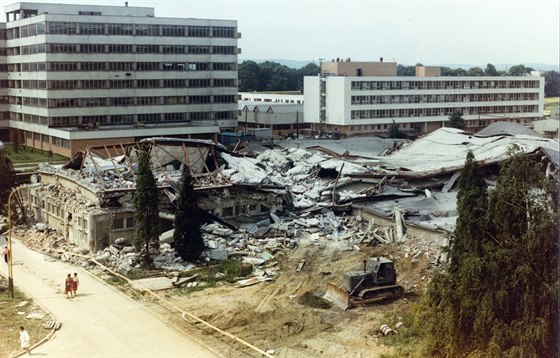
108, 245, 120, 256
212, 227, 233, 237
121, 246, 135, 254
115, 237, 128, 245
247, 244, 262, 253
35, 223, 48, 232
243, 257, 266, 266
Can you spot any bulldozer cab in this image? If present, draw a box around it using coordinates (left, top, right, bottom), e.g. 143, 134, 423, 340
366, 257, 396, 285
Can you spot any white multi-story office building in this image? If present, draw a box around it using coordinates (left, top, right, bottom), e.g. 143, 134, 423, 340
1, 2, 239, 156
304, 62, 544, 136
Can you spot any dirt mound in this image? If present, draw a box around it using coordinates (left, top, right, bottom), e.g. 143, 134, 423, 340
298, 291, 331, 309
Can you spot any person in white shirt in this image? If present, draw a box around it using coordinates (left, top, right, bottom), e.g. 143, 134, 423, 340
19, 326, 31, 355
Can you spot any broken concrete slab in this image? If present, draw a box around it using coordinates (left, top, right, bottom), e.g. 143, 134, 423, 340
130, 277, 175, 292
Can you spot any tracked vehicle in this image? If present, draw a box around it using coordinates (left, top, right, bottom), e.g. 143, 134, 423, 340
324, 257, 404, 310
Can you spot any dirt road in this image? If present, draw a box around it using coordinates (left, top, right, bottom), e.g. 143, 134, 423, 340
2, 237, 217, 357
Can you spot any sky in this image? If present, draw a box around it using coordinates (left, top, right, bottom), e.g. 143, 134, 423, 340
2, 0, 559, 67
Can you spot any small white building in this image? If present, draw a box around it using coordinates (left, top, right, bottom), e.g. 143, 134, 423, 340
238, 92, 303, 104
238, 102, 308, 137
532, 118, 559, 138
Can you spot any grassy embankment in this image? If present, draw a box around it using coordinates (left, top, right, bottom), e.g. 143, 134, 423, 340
3, 144, 67, 165
544, 97, 559, 116
0, 276, 49, 357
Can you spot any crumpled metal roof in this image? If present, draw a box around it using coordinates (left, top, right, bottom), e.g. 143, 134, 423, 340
379, 127, 559, 175
475, 121, 540, 137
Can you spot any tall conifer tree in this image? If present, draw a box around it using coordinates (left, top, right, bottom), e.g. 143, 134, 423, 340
424, 149, 558, 357
173, 167, 204, 262
133, 143, 160, 265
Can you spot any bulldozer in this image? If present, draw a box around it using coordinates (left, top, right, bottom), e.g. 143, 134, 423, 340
324, 257, 404, 310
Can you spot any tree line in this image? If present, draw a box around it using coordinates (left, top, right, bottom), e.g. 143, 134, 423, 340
239, 61, 559, 97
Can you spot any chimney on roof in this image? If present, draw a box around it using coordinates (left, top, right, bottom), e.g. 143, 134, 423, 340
380, 57, 383, 62
125, 2, 128, 7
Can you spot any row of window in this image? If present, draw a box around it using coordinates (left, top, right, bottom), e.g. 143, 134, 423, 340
10, 22, 236, 38
12, 43, 237, 56
17, 95, 236, 108
350, 105, 539, 119
350, 79, 541, 90
25, 131, 70, 149
11, 61, 237, 72
350, 93, 540, 105
348, 118, 530, 132
11, 111, 237, 126
10, 78, 237, 89
112, 217, 135, 230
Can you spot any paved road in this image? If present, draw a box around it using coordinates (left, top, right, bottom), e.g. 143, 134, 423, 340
1, 236, 218, 357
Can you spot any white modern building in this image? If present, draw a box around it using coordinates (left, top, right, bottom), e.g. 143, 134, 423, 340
1, 2, 239, 156
304, 62, 544, 136
238, 92, 303, 104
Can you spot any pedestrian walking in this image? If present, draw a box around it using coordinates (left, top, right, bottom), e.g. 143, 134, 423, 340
19, 326, 31, 355
72, 272, 79, 297
2, 245, 9, 264
64, 273, 73, 299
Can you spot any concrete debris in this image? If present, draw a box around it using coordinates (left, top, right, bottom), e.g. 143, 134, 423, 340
26, 312, 46, 320
42, 321, 62, 330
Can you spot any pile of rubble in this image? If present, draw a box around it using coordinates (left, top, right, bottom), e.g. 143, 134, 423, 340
9, 202, 450, 283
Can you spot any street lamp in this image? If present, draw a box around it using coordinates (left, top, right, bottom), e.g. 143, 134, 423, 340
7, 184, 31, 299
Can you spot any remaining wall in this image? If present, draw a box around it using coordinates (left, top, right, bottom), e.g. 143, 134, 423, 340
354, 207, 451, 247
416, 66, 441, 77
322, 61, 397, 76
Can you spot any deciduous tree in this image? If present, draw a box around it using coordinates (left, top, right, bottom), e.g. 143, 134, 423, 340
447, 111, 466, 129
484, 63, 498, 76
467, 67, 485, 76
544, 70, 559, 97
508, 64, 534, 76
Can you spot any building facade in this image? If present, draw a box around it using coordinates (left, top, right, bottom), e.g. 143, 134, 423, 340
2, 2, 239, 156
0, 23, 8, 141
304, 61, 544, 136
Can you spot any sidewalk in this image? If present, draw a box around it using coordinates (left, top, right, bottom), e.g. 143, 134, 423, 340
1, 237, 217, 357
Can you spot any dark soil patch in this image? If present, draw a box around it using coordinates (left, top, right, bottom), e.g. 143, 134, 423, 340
298, 291, 331, 309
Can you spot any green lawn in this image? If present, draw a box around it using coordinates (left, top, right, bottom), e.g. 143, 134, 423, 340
3, 144, 68, 164
544, 97, 559, 109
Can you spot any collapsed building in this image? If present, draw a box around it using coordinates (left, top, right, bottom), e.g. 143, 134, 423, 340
24, 128, 559, 263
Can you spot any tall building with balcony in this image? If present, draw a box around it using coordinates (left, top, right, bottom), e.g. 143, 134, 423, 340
304, 61, 544, 136
2, 2, 239, 156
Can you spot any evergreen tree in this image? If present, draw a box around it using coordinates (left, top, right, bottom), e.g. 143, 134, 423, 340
133, 143, 160, 265
0, 147, 17, 216
476, 150, 557, 356
424, 149, 558, 357
387, 120, 407, 139
425, 151, 489, 356
447, 111, 466, 129
173, 167, 205, 262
